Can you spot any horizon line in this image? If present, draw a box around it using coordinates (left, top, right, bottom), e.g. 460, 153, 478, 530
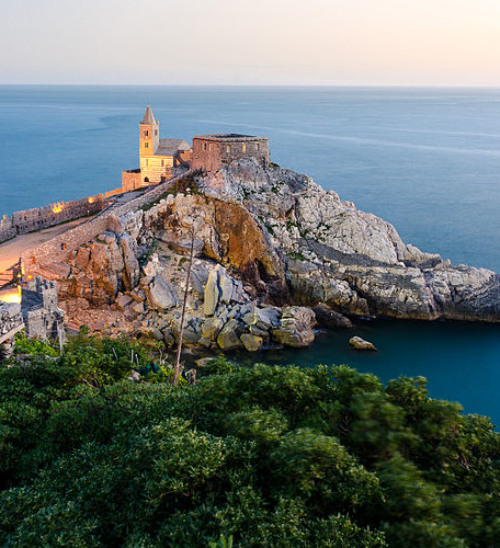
2, 83, 500, 89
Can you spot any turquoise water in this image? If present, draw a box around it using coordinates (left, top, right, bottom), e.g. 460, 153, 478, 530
1, 86, 500, 423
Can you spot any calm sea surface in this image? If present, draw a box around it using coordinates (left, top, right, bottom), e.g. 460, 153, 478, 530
1, 86, 500, 423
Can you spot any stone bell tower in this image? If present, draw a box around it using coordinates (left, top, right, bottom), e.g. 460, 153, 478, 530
139, 106, 160, 182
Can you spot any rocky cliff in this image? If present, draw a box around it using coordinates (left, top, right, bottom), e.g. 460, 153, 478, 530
33, 160, 500, 352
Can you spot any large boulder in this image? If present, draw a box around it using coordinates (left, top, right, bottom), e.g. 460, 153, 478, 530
272, 306, 316, 348
242, 306, 281, 331
202, 317, 225, 341
240, 333, 263, 352
147, 276, 176, 311
313, 304, 352, 329
204, 268, 220, 316
349, 336, 377, 351
216, 319, 242, 351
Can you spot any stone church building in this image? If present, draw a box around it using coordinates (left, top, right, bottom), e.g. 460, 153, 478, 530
122, 106, 270, 192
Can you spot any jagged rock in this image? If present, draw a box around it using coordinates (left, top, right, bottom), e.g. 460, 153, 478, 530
74, 248, 91, 270
216, 319, 242, 350
147, 276, 176, 311
181, 328, 202, 345
162, 328, 175, 346
204, 268, 221, 316
121, 233, 140, 291
107, 215, 124, 234
349, 336, 377, 351
39, 158, 500, 349
202, 317, 225, 341
240, 333, 263, 352
272, 306, 316, 348
143, 254, 162, 277
313, 304, 353, 329
170, 238, 204, 256
242, 306, 281, 331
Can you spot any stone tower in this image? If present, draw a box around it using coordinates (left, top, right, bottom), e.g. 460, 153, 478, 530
139, 106, 160, 182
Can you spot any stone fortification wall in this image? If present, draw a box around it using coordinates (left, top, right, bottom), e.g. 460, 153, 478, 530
122, 170, 143, 192
22, 171, 194, 275
0, 192, 119, 245
0, 216, 15, 243
0, 302, 23, 344
192, 134, 269, 172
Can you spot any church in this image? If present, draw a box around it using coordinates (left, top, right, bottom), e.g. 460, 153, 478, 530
122, 106, 270, 192
122, 106, 191, 191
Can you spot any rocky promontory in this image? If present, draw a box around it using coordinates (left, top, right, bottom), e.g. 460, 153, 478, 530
32, 159, 500, 352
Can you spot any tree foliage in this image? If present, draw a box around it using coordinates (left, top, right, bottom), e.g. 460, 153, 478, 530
0, 339, 499, 547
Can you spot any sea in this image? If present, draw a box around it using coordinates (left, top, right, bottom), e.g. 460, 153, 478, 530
1, 85, 500, 424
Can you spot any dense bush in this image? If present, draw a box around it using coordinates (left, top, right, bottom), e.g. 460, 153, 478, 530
0, 337, 499, 546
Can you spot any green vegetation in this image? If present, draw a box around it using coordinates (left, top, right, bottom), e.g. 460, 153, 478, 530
139, 240, 158, 265
1, 335, 499, 547
287, 250, 308, 262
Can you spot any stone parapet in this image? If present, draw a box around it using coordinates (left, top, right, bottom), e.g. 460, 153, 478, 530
21, 171, 194, 278
0, 192, 115, 245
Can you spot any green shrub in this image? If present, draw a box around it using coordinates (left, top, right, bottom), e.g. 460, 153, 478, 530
0, 338, 499, 546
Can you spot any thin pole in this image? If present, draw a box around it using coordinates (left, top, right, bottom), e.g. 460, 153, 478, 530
173, 228, 195, 386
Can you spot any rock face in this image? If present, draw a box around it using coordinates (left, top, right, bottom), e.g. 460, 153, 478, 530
273, 306, 316, 348
30, 158, 500, 352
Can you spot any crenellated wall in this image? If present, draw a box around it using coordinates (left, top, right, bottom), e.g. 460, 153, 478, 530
0, 189, 125, 245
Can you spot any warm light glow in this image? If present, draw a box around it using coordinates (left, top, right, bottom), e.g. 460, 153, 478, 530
52, 205, 63, 213
88, 197, 93, 204
0, 288, 21, 304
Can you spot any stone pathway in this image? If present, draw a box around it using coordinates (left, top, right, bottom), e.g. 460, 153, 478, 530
0, 217, 89, 288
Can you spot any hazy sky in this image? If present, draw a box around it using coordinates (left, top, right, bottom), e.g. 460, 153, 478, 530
2, 0, 500, 85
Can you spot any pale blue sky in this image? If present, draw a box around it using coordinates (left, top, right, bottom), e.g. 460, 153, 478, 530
1, 0, 500, 85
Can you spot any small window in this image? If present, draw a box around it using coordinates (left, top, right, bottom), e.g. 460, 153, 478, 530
145, 130, 148, 137
226, 145, 231, 154
145, 142, 149, 148
146, 159, 149, 166
242, 143, 247, 153
204, 143, 207, 151
155, 130, 158, 136
161, 159, 164, 167
257, 143, 260, 151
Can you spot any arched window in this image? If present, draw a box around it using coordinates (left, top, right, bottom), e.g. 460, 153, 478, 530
242, 143, 247, 153
145, 130, 149, 137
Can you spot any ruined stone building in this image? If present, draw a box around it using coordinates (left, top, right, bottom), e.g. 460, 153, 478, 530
21, 277, 65, 342
191, 134, 269, 171
0, 277, 65, 361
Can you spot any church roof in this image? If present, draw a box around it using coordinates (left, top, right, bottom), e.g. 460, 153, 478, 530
141, 105, 156, 125
155, 139, 191, 157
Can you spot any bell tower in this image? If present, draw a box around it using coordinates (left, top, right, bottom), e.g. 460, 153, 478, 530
139, 105, 159, 158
